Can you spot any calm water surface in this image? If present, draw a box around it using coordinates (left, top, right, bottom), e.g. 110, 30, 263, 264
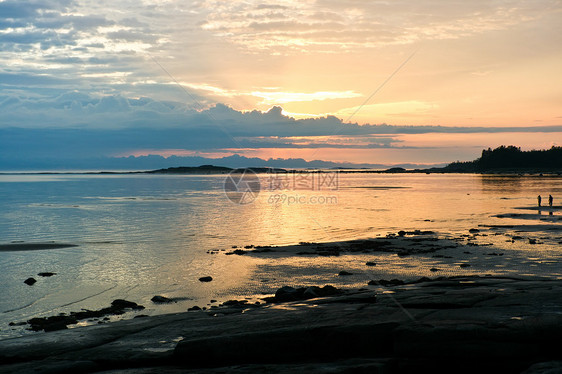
1, 173, 561, 338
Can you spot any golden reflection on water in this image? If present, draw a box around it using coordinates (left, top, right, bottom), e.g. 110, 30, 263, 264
1, 173, 562, 339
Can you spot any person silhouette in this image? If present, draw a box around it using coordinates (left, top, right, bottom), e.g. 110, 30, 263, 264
549, 194, 553, 207
538, 195, 541, 207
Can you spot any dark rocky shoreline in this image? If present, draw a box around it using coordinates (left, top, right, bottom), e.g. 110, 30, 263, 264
2, 275, 562, 373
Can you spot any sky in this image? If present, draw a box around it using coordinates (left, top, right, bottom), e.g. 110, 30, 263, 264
1, 0, 562, 166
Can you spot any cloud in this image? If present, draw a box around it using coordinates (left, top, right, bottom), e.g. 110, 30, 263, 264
198, 0, 562, 52
0, 0, 560, 167
1, 92, 561, 165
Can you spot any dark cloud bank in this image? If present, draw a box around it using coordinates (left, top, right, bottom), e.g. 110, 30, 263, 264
1, 93, 561, 170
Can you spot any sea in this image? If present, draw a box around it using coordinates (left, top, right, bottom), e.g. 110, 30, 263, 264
1, 172, 561, 339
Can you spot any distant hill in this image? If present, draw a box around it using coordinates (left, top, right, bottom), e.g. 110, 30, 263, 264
442, 146, 562, 172
147, 165, 233, 174
147, 165, 288, 174
0, 153, 444, 171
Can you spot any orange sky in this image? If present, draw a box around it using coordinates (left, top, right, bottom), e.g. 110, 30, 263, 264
1, 0, 561, 165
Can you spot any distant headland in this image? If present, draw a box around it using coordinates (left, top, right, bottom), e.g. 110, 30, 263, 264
1, 146, 561, 175
139, 146, 562, 174
434, 145, 562, 173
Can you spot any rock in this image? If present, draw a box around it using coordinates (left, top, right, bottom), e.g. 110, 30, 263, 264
8, 321, 27, 326
365, 262, 377, 266
37, 272, 56, 277
317, 285, 340, 297
221, 300, 249, 308
24, 277, 36, 286
459, 263, 471, 268
188, 306, 201, 311
43, 321, 69, 332
523, 361, 562, 374
303, 287, 320, 299
274, 286, 301, 302
111, 299, 143, 310
338, 271, 353, 276
226, 249, 247, 255
269, 285, 341, 303
398, 230, 406, 237
371, 279, 405, 286
529, 238, 537, 244
25, 302, 150, 333
199, 276, 213, 282
469, 228, 480, 233
28, 315, 78, 332
430, 268, 440, 272
151, 296, 175, 304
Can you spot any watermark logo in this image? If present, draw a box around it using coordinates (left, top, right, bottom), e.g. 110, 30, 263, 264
223, 169, 261, 204
224, 169, 339, 205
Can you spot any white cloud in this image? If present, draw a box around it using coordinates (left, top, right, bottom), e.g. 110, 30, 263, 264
196, 0, 562, 52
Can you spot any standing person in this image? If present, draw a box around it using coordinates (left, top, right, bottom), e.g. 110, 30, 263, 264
549, 194, 553, 207
538, 195, 542, 207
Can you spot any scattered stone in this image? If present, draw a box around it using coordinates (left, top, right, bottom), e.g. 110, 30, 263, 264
151, 296, 175, 304
338, 271, 353, 276
265, 285, 341, 303
469, 228, 480, 233
529, 238, 537, 244
199, 276, 213, 282
8, 321, 26, 326
37, 272, 56, 277
459, 263, 471, 268
273, 286, 300, 302
24, 299, 146, 331
429, 268, 440, 272
27, 315, 75, 332
226, 249, 246, 256
111, 299, 143, 310
365, 262, 377, 266
370, 279, 404, 286
188, 306, 201, 311
24, 277, 36, 286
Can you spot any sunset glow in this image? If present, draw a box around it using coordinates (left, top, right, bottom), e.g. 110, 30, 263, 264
1, 0, 561, 167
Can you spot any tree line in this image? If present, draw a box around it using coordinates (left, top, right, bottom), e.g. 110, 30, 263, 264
444, 145, 562, 172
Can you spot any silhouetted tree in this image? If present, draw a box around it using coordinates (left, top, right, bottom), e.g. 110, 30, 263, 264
443, 145, 562, 171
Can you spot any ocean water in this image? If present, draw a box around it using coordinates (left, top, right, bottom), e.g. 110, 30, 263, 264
1, 172, 561, 339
